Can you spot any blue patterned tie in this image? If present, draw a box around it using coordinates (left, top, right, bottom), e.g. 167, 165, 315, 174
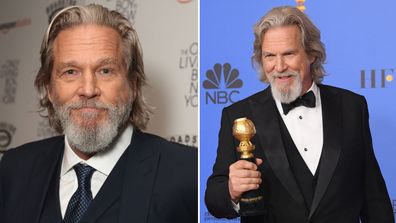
64, 163, 95, 223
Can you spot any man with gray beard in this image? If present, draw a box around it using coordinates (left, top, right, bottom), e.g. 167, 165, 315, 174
0, 4, 197, 223
205, 6, 393, 223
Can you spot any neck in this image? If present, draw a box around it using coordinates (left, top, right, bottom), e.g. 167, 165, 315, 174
301, 80, 314, 96
72, 147, 95, 160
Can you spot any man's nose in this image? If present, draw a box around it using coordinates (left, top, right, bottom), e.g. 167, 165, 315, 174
275, 56, 287, 73
78, 72, 100, 98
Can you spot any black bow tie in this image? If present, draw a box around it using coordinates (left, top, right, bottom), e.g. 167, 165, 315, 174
281, 91, 316, 115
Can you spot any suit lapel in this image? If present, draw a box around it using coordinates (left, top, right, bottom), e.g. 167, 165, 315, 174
39, 153, 63, 223
118, 130, 160, 223
249, 87, 305, 207
19, 137, 64, 223
308, 85, 341, 219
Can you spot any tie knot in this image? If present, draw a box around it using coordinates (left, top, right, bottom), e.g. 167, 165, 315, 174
74, 163, 95, 189
281, 91, 316, 115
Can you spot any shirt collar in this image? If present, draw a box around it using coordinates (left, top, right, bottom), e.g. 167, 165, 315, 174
60, 124, 133, 177
311, 82, 321, 107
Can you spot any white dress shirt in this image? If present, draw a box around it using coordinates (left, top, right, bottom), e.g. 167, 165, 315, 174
59, 124, 133, 218
274, 82, 323, 175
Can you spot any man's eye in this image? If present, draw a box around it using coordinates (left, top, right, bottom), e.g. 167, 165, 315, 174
64, 69, 78, 75
99, 68, 113, 75
285, 52, 294, 56
263, 54, 274, 59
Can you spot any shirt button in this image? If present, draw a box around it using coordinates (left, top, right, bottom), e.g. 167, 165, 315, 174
299, 116, 303, 119
304, 148, 308, 152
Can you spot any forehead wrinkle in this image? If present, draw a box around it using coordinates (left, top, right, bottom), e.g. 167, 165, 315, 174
262, 26, 302, 53
53, 58, 121, 73
96, 58, 120, 66
53, 25, 121, 54
52, 25, 124, 70
54, 36, 120, 54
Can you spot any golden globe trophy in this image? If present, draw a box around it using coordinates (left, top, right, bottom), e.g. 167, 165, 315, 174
232, 117, 266, 216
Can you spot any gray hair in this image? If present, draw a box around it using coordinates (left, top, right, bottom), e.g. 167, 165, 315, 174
252, 6, 326, 83
35, 4, 151, 132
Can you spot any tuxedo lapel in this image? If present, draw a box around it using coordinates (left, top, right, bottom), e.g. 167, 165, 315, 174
249, 87, 305, 208
119, 131, 160, 223
308, 85, 342, 219
20, 137, 64, 223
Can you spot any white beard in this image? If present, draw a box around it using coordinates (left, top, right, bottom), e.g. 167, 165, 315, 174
268, 71, 302, 104
53, 95, 133, 155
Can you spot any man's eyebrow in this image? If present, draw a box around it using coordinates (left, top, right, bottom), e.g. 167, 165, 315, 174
54, 61, 79, 71
96, 58, 119, 65
262, 48, 298, 55
54, 58, 120, 71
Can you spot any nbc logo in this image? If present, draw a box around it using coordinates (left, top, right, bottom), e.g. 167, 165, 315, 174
203, 63, 243, 104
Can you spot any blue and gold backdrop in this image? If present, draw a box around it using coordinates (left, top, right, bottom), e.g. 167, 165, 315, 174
200, 0, 396, 222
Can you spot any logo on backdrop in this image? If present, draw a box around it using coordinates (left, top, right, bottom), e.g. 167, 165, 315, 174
203, 63, 243, 104
0, 122, 16, 152
46, 0, 77, 23
37, 119, 59, 139
295, 0, 306, 12
0, 18, 31, 35
360, 68, 394, 88
0, 60, 19, 104
180, 42, 198, 107
169, 134, 197, 147
116, 0, 137, 23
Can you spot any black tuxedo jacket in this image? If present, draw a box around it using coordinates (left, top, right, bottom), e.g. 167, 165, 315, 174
0, 130, 197, 223
205, 85, 394, 223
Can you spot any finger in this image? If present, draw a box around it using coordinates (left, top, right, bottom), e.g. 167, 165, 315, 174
229, 179, 243, 201
230, 168, 261, 178
232, 182, 260, 193
230, 160, 258, 171
232, 177, 262, 185
255, 158, 263, 166
229, 180, 260, 201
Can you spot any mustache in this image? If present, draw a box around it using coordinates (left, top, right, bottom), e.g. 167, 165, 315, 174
62, 100, 112, 111
270, 71, 299, 78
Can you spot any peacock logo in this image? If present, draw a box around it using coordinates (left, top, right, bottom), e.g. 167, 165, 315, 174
203, 63, 243, 104
203, 63, 243, 89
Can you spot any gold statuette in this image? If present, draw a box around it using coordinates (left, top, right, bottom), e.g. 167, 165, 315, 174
232, 117, 266, 216
232, 117, 256, 159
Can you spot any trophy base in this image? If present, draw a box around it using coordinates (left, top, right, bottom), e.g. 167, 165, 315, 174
239, 190, 266, 216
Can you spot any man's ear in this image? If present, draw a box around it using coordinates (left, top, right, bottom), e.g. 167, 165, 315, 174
130, 77, 138, 100
309, 55, 316, 65
46, 84, 53, 102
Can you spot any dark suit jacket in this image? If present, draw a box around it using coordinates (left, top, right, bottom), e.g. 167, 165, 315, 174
0, 130, 197, 223
205, 85, 394, 223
